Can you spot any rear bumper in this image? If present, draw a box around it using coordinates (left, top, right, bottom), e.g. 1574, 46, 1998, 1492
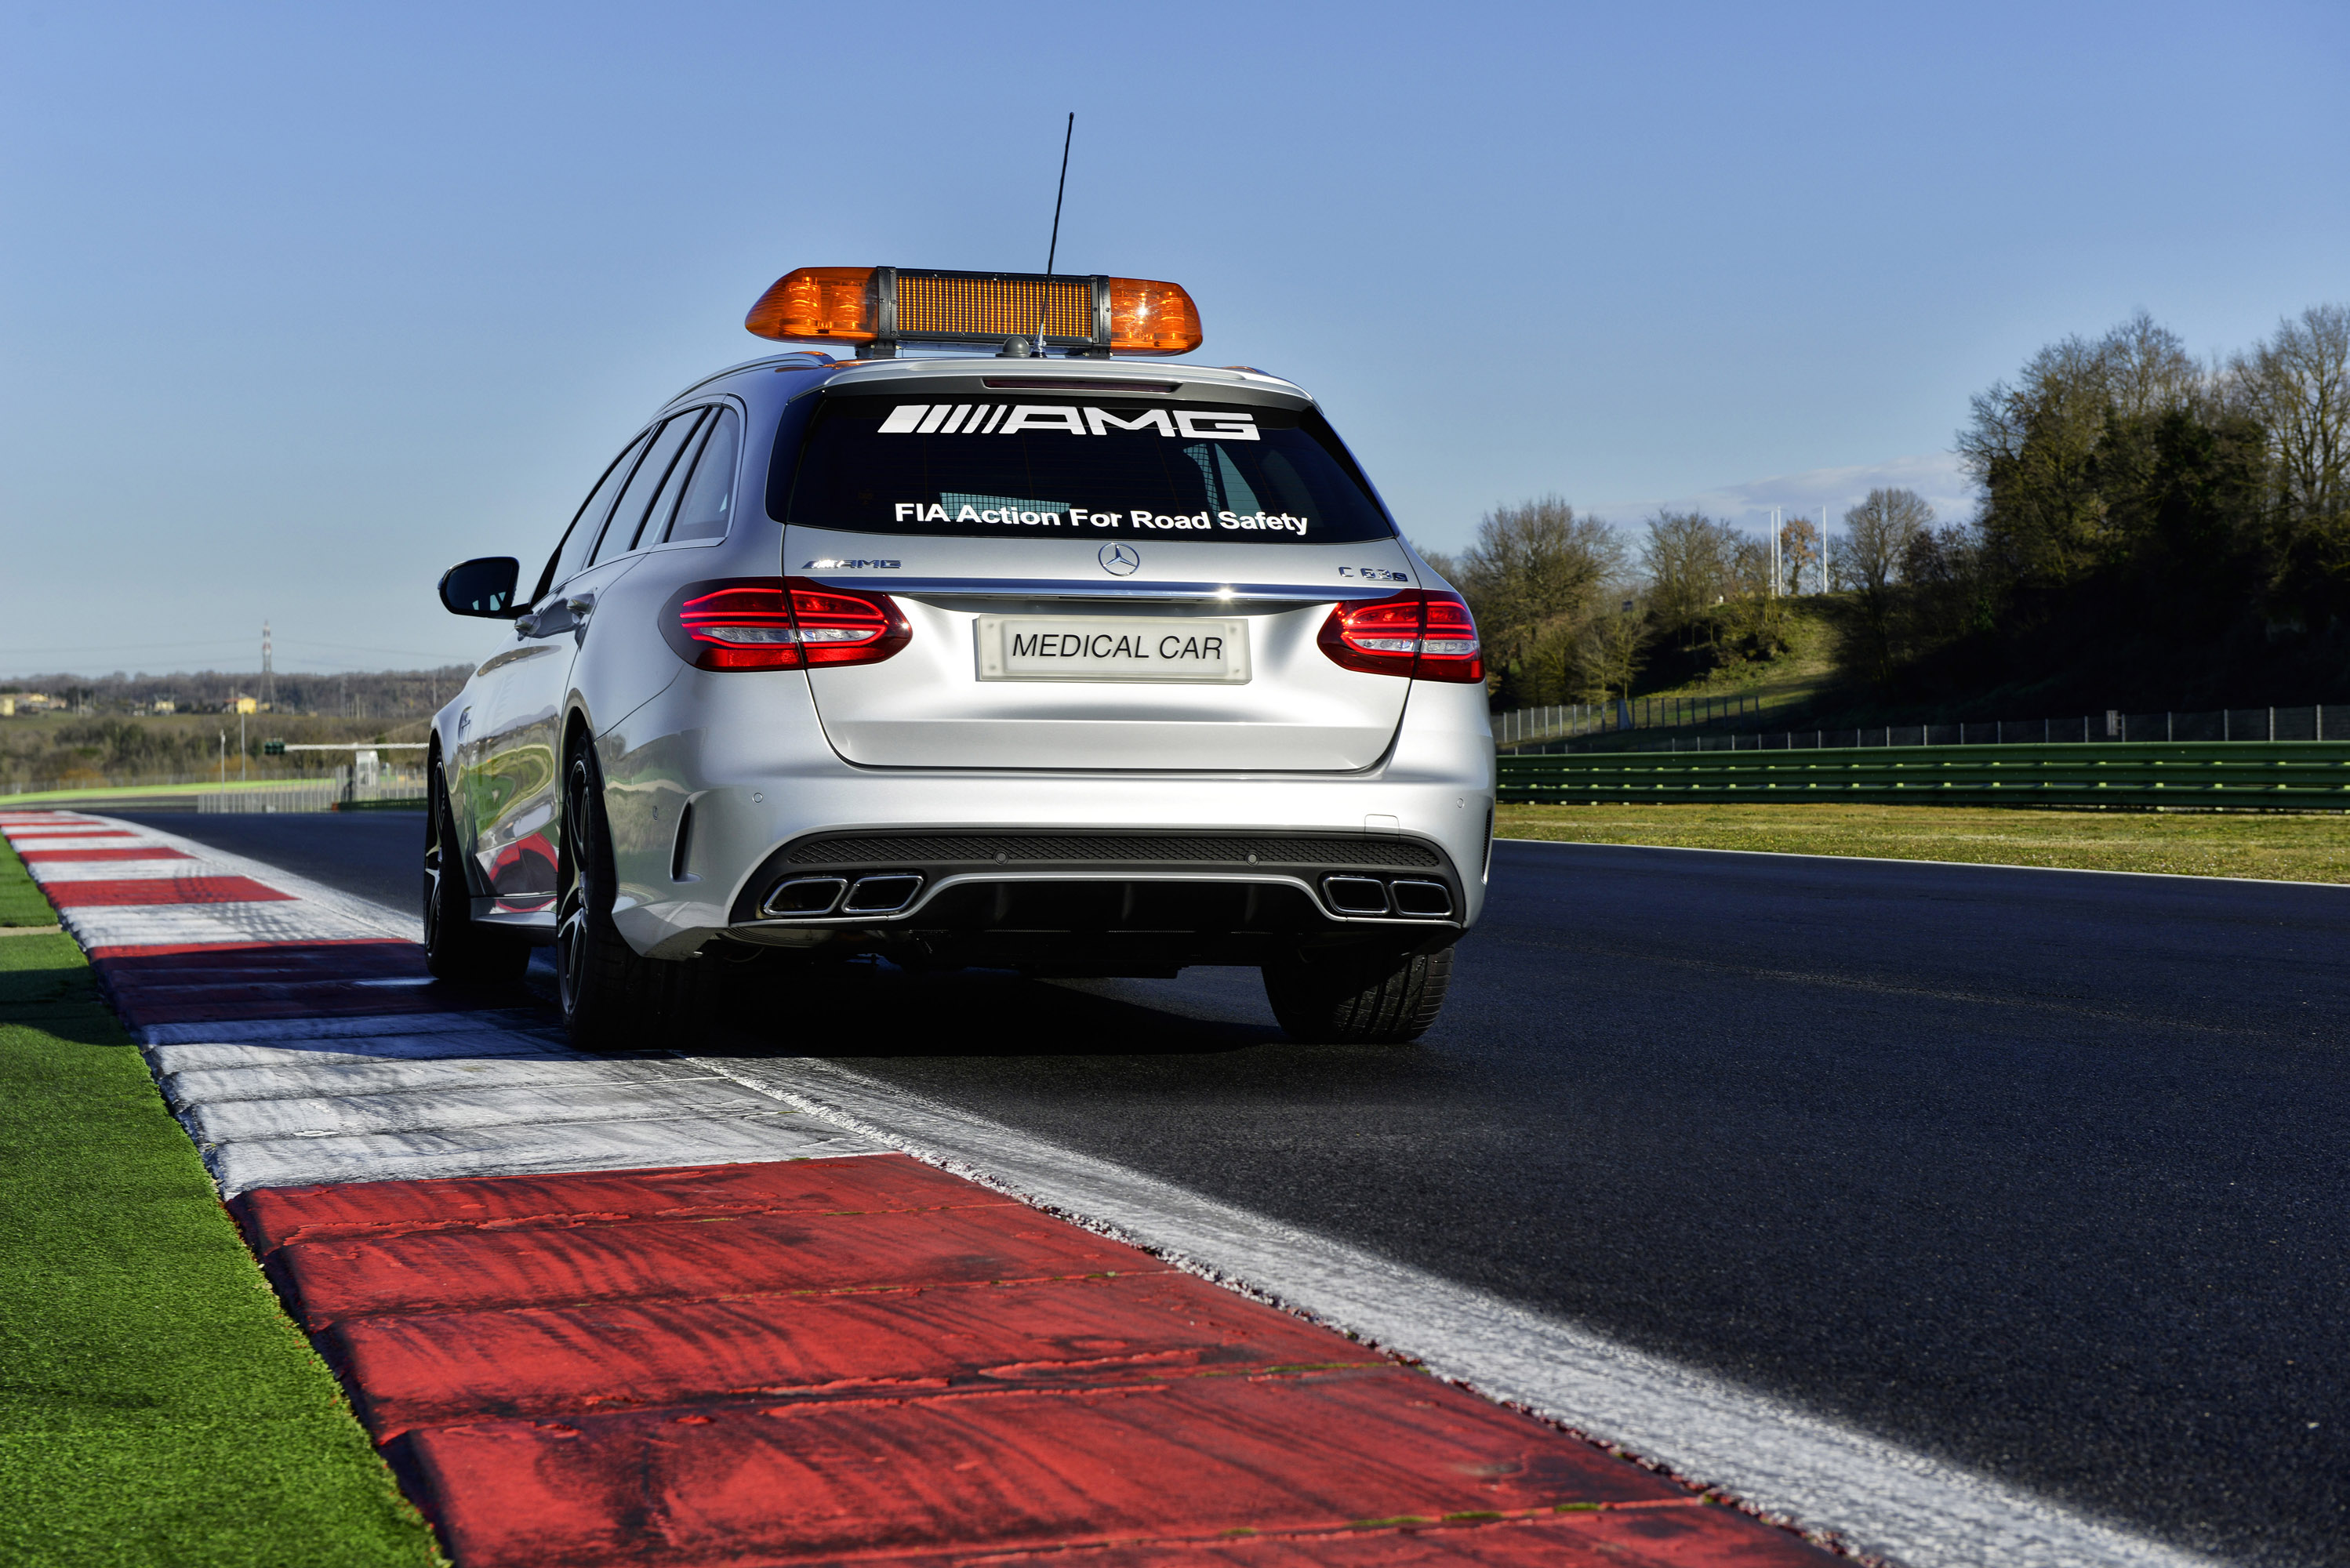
594, 667, 1495, 964
719, 827, 1469, 971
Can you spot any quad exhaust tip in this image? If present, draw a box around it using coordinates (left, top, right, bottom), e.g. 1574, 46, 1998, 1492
758, 873, 924, 920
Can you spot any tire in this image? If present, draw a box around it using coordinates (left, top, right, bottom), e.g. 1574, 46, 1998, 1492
556, 736, 721, 1051
423, 760, 530, 985
1263, 943, 1454, 1044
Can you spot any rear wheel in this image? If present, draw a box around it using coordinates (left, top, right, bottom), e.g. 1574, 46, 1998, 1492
1263, 943, 1453, 1044
423, 760, 529, 985
557, 736, 721, 1051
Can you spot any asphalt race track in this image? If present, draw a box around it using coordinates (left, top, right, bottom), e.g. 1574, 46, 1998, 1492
122, 811, 2350, 1566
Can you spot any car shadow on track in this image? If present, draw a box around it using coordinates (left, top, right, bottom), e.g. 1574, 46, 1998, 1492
518, 948, 1284, 1061
710, 963, 1283, 1062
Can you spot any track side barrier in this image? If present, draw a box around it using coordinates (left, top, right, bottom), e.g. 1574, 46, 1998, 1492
1497, 741, 2350, 811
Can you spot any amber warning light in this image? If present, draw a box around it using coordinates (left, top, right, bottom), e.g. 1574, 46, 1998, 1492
745, 267, 1200, 359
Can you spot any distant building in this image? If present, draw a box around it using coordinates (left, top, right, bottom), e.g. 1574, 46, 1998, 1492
232, 695, 258, 714
151, 699, 176, 714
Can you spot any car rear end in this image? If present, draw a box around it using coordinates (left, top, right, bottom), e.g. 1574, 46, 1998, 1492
601, 354, 1491, 1026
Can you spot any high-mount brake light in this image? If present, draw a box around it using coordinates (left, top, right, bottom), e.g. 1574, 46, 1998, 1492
744, 267, 1200, 358
1317, 590, 1484, 684
660, 578, 910, 671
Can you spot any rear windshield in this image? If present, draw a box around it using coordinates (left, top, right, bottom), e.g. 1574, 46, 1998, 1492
776, 395, 1396, 543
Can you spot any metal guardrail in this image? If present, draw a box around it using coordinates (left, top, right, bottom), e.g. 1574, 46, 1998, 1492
1503, 702, 2350, 756
1497, 742, 2350, 811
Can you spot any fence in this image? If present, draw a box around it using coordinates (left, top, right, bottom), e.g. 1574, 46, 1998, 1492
194, 771, 427, 812
0, 770, 427, 813
2, 763, 426, 797
1496, 741, 2350, 811
1501, 702, 2350, 755
1495, 696, 1765, 748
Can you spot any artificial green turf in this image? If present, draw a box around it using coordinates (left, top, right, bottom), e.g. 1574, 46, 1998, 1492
0, 837, 55, 925
0, 855, 443, 1566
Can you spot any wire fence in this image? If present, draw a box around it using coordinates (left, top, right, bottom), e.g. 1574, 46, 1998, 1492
1502, 703, 2350, 754
1495, 697, 1766, 747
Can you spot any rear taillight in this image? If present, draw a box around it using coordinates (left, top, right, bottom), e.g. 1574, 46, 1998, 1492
1317, 590, 1483, 683
660, 577, 911, 670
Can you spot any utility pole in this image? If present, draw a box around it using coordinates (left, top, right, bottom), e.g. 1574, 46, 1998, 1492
238, 708, 246, 783
262, 622, 274, 711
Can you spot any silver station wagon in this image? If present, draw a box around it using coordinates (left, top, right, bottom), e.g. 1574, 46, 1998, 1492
427, 267, 1494, 1047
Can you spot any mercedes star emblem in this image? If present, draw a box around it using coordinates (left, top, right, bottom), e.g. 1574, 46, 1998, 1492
1099, 543, 1142, 576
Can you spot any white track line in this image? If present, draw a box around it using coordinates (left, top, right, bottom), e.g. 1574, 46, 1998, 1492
694, 1053, 2218, 1568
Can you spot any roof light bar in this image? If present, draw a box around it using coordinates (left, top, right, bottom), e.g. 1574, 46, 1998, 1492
744, 267, 1201, 358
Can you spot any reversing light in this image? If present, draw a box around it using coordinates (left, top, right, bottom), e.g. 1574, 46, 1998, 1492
660, 578, 911, 671
744, 267, 1200, 358
1317, 590, 1484, 684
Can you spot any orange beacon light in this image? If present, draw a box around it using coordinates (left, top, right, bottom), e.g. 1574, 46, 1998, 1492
745, 267, 1200, 358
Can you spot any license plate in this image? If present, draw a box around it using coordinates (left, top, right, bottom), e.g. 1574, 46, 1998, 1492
975, 616, 1252, 683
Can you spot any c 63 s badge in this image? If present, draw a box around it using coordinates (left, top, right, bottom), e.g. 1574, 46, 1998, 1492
1338, 565, 1410, 583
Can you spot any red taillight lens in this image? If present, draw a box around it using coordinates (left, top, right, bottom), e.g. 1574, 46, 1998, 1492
1317, 590, 1483, 684
661, 578, 910, 671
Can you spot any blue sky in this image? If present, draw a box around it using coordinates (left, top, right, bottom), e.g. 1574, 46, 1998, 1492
2, 0, 2344, 677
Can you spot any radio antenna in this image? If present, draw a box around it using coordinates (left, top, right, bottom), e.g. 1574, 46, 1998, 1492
1045, 112, 1073, 274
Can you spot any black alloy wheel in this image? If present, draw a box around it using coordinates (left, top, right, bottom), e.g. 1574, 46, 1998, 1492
423, 758, 528, 984
557, 738, 692, 1051
556, 748, 616, 1042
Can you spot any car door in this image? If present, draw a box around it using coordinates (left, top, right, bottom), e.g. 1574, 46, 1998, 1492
468, 412, 706, 909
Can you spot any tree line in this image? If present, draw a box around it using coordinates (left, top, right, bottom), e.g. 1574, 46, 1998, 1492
1426, 301, 2347, 716
1860, 304, 2346, 710
1422, 500, 1816, 710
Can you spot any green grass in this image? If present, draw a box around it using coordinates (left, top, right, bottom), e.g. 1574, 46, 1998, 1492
0, 840, 56, 926
1638, 599, 1843, 707
1498, 800, 2350, 884
0, 843, 443, 1566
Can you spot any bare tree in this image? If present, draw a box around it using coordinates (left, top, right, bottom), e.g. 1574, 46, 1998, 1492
1835, 488, 1934, 590
1447, 496, 1628, 702
1777, 514, 1822, 594
1639, 510, 1738, 649
2102, 309, 2201, 419
2231, 303, 2349, 532
1832, 488, 1934, 681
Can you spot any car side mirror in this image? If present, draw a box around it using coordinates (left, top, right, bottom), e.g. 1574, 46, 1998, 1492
439, 557, 521, 618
